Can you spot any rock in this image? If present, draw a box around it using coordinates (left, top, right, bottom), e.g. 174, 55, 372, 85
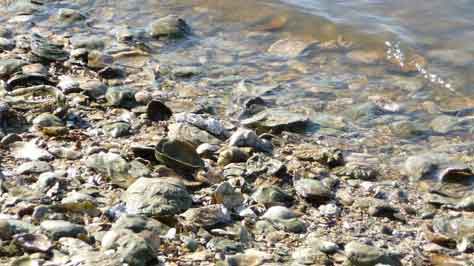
0, 59, 26, 78
32, 113, 63, 128
71, 36, 105, 50
344, 241, 402, 266
218, 147, 251, 166
174, 112, 229, 138
430, 115, 474, 134
196, 143, 220, 158
0, 220, 12, 240
82, 80, 107, 100
59, 191, 100, 216
148, 15, 190, 38
251, 186, 293, 207
278, 218, 306, 233
246, 153, 284, 177
344, 102, 384, 123
168, 123, 222, 146
147, 100, 172, 122
294, 179, 332, 203
346, 50, 383, 64
226, 249, 271, 266
293, 144, 344, 168
403, 153, 472, 183
262, 206, 296, 220
10, 141, 54, 161
228, 128, 272, 152
368, 203, 400, 220
16, 161, 52, 174
154, 138, 204, 172
457, 234, 474, 253
179, 204, 231, 229
30, 33, 69, 62
57, 8, 85, 23
106, 86, 136, 108
87, 50, 113, 69
334, 163, 378, 180
268, 38, 314, 57
319, 203, 341, 217
102, 121, 131, 137
57, 75, 80, 93
171, 66, 202, 78
303, 233, 339, 254
292, 246, 331, 265
241, 109, 310, 134
86, 152, 149, 187
101, 229, 156, 266
0, 37, 15, 50
13, 233, 52, 253
212, 182, 244, 210
40, 220, 86, 240
123, 177, 192, 217
48, 145, 82, 160
112, 214, 168, 234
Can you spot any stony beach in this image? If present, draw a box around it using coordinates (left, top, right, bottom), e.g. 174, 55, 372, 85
1, 1, 474, 266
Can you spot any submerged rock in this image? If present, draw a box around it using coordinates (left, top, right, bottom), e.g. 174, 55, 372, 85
241, 109, 310, 133
148, 15, 190, 38
30, 33, 69, 62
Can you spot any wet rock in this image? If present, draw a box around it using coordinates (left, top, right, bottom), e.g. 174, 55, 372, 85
228, 128, 272, 152
226, 249, 271, 266
106, 86, 136, 108
87, 50, 113, 69
0, 59, 26, 78
319, 203, 341, 217
57, 8, 85, 23
293, 144, 344, 168
82, 80, 107, 100
346, 50, 384, 65
430, 115, 474, 134
171, 66, 202, 78
368, 202, 400, 220
241, 109, 310, 134
17, 161, 52, 174
102, 121, 131, 138
40, 220, 86, 240
344, 102, 384, 123
148, 15, 191, 38
344, 241, 402, 266
262, 206, 296, 220
292, 246, 331, 266
57, 75, 80, 93
59, 191, 100, 216
32, 113, 63, 128
146, 100, 172, 122
168, 123, 222, 146
155, 138, 204, 172
251, 186, 293, 207
48, 145, 82, 160
246, 153, 284, 177
0, 37, 15, 50
218, 147, 251, 166
86, 152, 149, 187
196, 143, 220, 158
101, 229, 156, 266
268, 38, 315, 57
179, 204, 231, 229
0, 220, 13, 240
334, 163, 378, 180
123, 177, 192, 217
294, 179, 332, 203
71, 36, 105, 50
13, 233, 52, 253
403, 153, 472, 183
175, 112, 229, 139
30, 33, 69, 62
429, 216, 474, 246
0, 133, 21, 147
212, 182, 244, 210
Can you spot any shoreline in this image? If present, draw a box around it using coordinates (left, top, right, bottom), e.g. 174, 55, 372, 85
1, 2, 474, 266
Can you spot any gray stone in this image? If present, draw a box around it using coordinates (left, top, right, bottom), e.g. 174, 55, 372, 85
17, 161, 52, 174
344, 241, 401, 266
102, 121, 130, 138
106, 86, 136, 108
294, 179, 332, 203
123, 177, 192, 217
148, 15, 190, 38
0, 59, 25, 78
40, 220, 86, 240
168, 122, 222, 146
32, 113, 63, 128
252, 186, 293, 207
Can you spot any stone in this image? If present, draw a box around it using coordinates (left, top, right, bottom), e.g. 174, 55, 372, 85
228, 127, 272, 152
344, 241, 402, 266
146, 100, 172, 122
101, 229, 156, 266
40, 220, 86, 240
102, 121, 131, 138
294, 179, 332, 203
30, 33, 69, 62
262, 206, 296, 221
251, 186, 293, 207
154, 138, 205, 172
0, 220, 12, 240
174, 112, 229, 138
13, 233, 52, 253
106, 86, 136, 108
179, 205, 231, 229
268, 38, 314, 57
16, 161, 52, 174
241, 109, 310, 134
10, 141, 53, 161
168, 123, 222, 146
212, 182, 244, 210
217, 147, 251, 166
123, 177, 192, 217
292, 246, 331, 265
148, 15, 190, 38
32, 113, 63, 128
57, 8, 85, 23
0, 59, 26, 78
82, 80, 107, 100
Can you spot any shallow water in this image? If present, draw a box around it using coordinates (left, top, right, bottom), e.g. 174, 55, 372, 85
2, 0, 474, 166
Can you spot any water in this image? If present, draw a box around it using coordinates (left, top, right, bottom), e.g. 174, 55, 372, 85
2, 0, 474, 167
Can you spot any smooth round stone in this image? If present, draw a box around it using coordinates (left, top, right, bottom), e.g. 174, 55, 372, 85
17, 161, 52, 174
82, 81, 107, 100
0, 220, 12, 240
32, 113, 63, 128
148, 15, 190, 38
40, 220, 86, 240
262, 206, 296, 221
251, 186, 293, 206
294, 179, 332, 202
102, 122, 130, 138
344, 241, 401, 266
22, 63, 47, 75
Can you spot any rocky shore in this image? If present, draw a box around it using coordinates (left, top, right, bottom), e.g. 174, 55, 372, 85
1, 1, 474, 266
